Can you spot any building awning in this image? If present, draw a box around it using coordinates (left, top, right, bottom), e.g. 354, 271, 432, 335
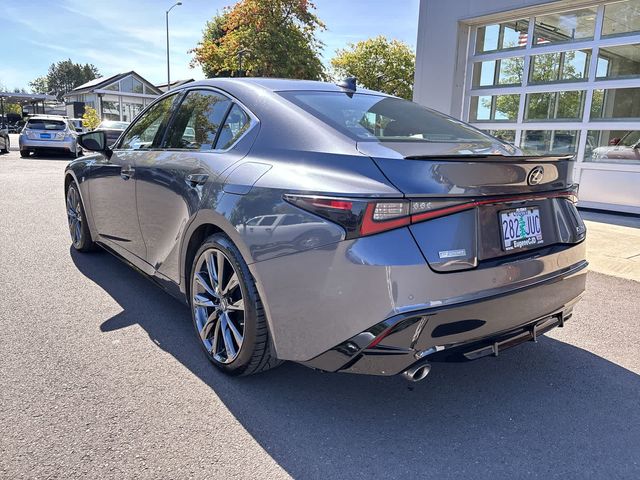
0, 92, 57, 104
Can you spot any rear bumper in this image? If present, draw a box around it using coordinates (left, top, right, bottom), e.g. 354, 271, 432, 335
302, 259, 587, 375
19, 137, 76, 151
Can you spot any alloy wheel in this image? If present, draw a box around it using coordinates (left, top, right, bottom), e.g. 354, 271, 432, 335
192, 248, 245, 364
66, 186, 83, 247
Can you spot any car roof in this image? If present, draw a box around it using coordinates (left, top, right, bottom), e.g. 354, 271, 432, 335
181, 77, 389, 96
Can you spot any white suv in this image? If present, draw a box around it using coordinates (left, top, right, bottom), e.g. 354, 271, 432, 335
19, 115, 81, 158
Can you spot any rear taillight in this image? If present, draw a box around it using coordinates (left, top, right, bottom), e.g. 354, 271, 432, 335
284, 190, 577, 239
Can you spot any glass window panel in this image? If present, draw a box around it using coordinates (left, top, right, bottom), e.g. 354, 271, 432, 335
120, 95, 177, 150
485, 129, 516, 143
596, 44, 640, 79
585, 129, 640, 163
122, 100, 144, 123
120, 76, 143, 94
520, 130, 580, 154
104, 82, 119, 91
216, 104, 251, 150
476, 19, 529, 53
101, 100, 120, 121
166, 90, 231, 150
533, 7, 597, 45
472, 57, 524, 87
470, 94, 519, 121
525, 91, 585, 121
591, 87, 640, 120
602, 0, 640, 37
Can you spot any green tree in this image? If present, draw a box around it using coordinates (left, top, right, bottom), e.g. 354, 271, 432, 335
190, 0, 325, 80
330, 36, 415, 99
29, 59, 100, 100
82, 106, 100, 130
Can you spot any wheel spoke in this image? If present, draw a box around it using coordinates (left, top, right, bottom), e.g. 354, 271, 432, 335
199, 310, 219, 342
195, 272, 217, 298
216, 251, 225, 289
223, 272, 239, 295
227, 298, 244, 311
225, 312, 244, 346
75, 221, 81, 244
193, 294, 216, 308
206, 251, 217, 286
220, 314, 237, 359
210, 320, 221, 356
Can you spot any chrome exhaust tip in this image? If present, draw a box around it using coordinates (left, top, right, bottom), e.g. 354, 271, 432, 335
402, 362, 431, 382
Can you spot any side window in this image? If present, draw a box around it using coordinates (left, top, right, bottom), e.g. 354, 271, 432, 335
166, 90, 231, 150
119, 94, 177, 150
258, 216, 278, 226
215, 104, 251, 150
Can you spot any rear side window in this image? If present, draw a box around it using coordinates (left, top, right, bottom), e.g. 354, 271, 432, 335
166, 90, 232, 150
27, 119, 66, 131
119, 94, 177, 150
280, 91, 492, 144
215, 104, 250, 150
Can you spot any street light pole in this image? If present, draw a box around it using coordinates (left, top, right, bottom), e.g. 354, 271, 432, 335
166, 2, 182, 91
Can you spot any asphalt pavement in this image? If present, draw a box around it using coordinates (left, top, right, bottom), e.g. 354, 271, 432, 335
1, 149, 639, 479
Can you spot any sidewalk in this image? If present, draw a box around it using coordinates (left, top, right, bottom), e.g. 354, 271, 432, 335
580, 210, 640, 283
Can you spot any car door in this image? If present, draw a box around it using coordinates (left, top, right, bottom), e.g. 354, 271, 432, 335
89, 93, 179, 262
135, 89, 253, 283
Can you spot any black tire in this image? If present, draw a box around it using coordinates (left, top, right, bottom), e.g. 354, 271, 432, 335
20, 150, 30, 158
66, 181, 97, 252
1, 138, 8, 154
190, 233, 281, 376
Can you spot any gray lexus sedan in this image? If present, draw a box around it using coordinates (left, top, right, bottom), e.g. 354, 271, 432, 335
66, 78, 587, 381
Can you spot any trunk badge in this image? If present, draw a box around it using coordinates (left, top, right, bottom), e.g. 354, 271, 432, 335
527, 166, 545, 185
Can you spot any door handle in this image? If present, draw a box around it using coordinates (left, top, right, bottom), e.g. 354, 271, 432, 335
120, 165, 135, 180
186, 173, 209, 187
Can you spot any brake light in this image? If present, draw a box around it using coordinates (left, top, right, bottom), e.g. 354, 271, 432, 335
284, 190, 577, 239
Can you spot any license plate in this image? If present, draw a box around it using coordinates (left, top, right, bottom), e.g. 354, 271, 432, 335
500, 207, 543, 251
40, 133, 51, 139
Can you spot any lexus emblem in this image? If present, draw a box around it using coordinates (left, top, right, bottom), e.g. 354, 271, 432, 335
527, 166, 545, 185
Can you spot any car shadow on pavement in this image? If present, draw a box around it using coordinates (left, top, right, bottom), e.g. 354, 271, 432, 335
72, 248, 640, 479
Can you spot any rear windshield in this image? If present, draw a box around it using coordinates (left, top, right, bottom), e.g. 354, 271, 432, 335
27, 119, 66, 131
279, 91, 493, 144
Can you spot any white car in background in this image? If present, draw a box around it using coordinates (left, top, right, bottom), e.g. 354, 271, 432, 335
591, 131, 640, 163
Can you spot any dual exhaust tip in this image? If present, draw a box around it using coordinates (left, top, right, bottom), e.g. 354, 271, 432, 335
402, 362, 431, 382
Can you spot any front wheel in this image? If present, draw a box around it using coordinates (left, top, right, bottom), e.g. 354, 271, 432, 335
66, 181, 97, 252
190, 233, 281, 376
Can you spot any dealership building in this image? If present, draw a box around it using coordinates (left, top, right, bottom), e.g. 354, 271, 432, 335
63, 71, 162, 123
414, 0, 640, 214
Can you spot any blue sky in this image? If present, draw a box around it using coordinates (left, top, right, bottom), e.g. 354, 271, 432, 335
0, 0, 420, 90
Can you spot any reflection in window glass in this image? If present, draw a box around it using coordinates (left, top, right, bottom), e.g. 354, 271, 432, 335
520, 130, 579, 154
102, 100, 120, 121
485, 129, 516, 144
533, 7, 597, 44
120, 76, 143, 94
525, 91, 585, 121
602, 0, 640, 37
472, 57, 524, 87
120, 95, 177, 150
476, 19, 529, 53
529, 50, 590, 83
591, 87, 640, 119
586, 130, 640, 163
104, 83, 119, 91
216, 105, 251, 150
596, 44, 640, 79
470, 94, 519, 121
166, 90, 231, 150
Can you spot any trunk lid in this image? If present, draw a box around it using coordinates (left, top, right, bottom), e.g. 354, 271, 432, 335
356, 141, 584, 272
356, 141, 575, 196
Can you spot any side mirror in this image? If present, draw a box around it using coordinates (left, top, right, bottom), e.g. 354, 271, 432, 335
78, 131, 111, 155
